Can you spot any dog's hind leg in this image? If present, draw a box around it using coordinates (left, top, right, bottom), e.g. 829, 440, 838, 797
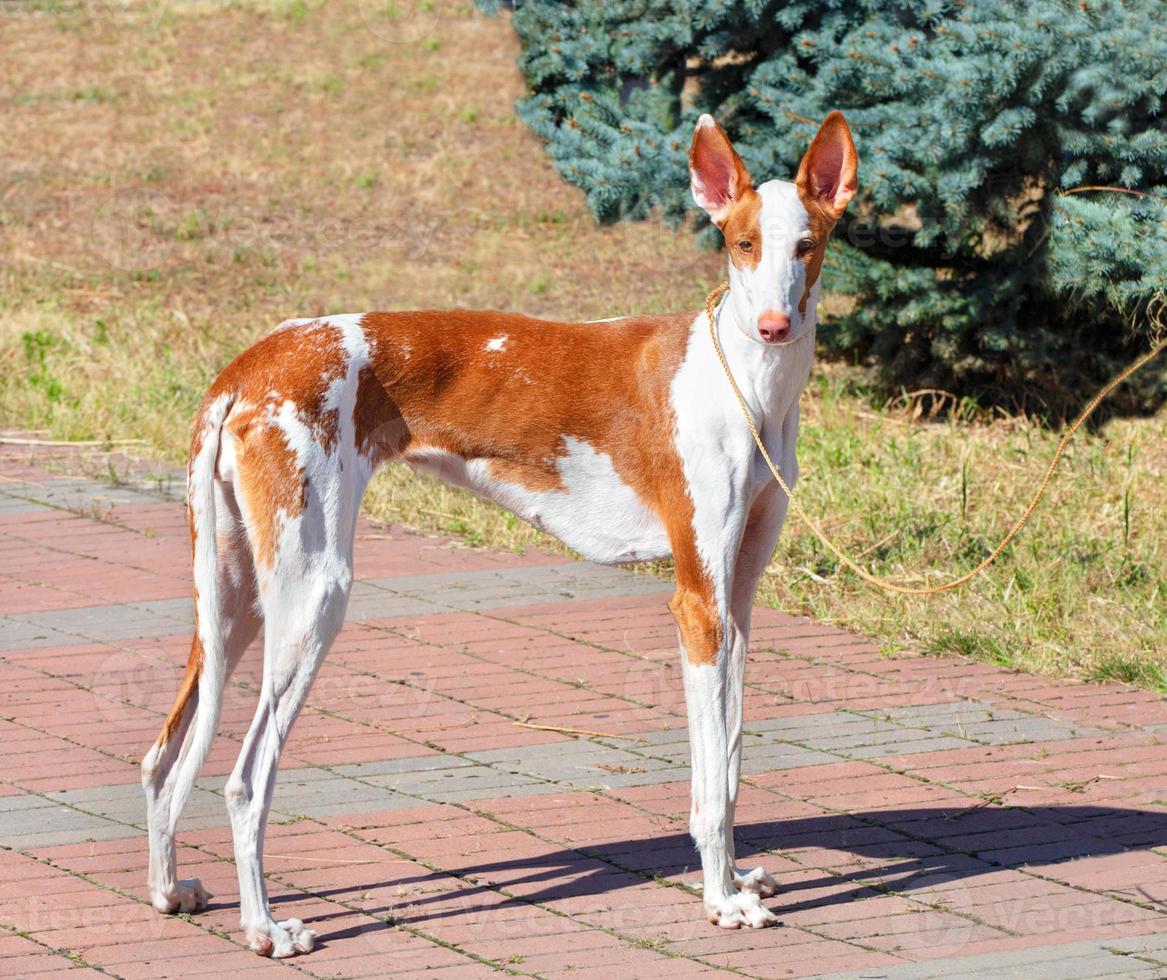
143, 411, 260, 915
225, 477, 359, 957
226, 559, 351, 956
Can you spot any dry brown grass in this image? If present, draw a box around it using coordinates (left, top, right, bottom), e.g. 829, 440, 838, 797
1, 0, 722, 447
2, 0, 1164, 689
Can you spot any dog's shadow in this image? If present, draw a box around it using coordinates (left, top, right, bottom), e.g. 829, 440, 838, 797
269, 804, 1167, 946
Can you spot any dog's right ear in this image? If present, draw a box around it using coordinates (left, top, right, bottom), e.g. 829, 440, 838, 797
689, 114, 754, 227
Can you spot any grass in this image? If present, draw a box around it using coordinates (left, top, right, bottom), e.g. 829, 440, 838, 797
2, 0, 1164, 690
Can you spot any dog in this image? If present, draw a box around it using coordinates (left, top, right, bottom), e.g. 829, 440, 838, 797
140, 111, 857, 956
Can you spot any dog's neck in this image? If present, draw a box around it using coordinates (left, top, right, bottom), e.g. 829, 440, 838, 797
708, 293, 817, 428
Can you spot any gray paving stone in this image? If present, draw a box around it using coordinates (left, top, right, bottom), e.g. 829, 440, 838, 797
469, 740, 680, 789
5, 600, 191, 646
368, 768, 541, 795
333, 756, 475, 778
470, 739, 654, 763
43, 770, 414, 833
784, 718, 975, 762
115, 474, 185, 503
0, 616, 77, 650
47, 782, 224, 831
747, 712, 857, 734
958, 715, 1103, 745
270, 775, 406, 818
741, 744, 841, 772
0, 794, 142, 847
3, 823, 149, 848
0, 734, 675, 847
807, 726, 933, 752
425, 783, 566, 804
630, 737, 691, 767
856, 700, 1020, 729
852, 700, 1107, 749
816, 935, 1167, 979
0, 794, 66, 814
625, 727, 691, 746
853, 736, 975, 759
0, 476, 168, 512
1110, 933, 1167, 958
620, 722, 861, 772
0, 563, 670, 651
344, 583, 437, 621
0, 800, 107, 833
363, 561, 671, 614
629, 704, 1113, 771
0, 495, 55, 515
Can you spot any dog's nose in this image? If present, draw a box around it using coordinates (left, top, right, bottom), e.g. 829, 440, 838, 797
757, 311, 791, 344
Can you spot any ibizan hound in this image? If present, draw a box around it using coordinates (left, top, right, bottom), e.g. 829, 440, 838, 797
141, 111, 857, 956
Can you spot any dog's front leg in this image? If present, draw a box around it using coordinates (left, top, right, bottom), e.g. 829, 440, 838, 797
670, 536, 778, 930
723, 484, 789, 900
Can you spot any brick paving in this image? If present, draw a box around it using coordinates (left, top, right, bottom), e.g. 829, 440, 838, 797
0, 441, 1165, 979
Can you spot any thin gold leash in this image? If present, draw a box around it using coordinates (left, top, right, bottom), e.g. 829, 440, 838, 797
705, 282, 1167, 596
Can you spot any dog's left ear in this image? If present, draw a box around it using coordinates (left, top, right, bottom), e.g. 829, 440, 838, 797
796, 111, 858, 220
689, 114, 754, 227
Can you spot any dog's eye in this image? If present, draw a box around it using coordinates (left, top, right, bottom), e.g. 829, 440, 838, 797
737, 240, 753, 252
796, 238, 816, 256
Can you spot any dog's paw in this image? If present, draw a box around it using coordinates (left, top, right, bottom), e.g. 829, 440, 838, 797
152, 878, 212, 915
705, 891, 778, 929
734, 865, 779, 898
247, 918, 316, 958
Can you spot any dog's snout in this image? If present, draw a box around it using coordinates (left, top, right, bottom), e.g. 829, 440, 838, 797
757, 311, 791, 344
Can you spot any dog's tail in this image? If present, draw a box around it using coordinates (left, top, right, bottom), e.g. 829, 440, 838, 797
165, 394, 235, 831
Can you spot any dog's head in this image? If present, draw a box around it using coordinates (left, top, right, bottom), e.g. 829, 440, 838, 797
689, 112, 857, 346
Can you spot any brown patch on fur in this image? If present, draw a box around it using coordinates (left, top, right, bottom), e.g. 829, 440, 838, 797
665, 472, 724, 665
796, 202, 837, 315
486, 456, 563, 492
353, 364, 405, 468
156, 634, 202, 747
361, 309, 692, 503
722, 187, 763, 272
300, 322, 349, 455
668, 586, 723, 666
228, 404, 307, 569
189, 426, 205, 477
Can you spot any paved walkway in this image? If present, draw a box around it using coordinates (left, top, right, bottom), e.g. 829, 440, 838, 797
1, 442, 1165, 979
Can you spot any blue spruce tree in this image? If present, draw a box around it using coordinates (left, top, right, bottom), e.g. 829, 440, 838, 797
480, 0, 1167, 415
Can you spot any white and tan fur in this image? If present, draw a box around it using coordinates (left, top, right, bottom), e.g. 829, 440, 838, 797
140, 113, 858, 956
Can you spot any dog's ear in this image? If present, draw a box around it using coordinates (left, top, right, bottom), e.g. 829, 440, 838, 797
689, 114, 754, 227
796, 111, 858, 220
